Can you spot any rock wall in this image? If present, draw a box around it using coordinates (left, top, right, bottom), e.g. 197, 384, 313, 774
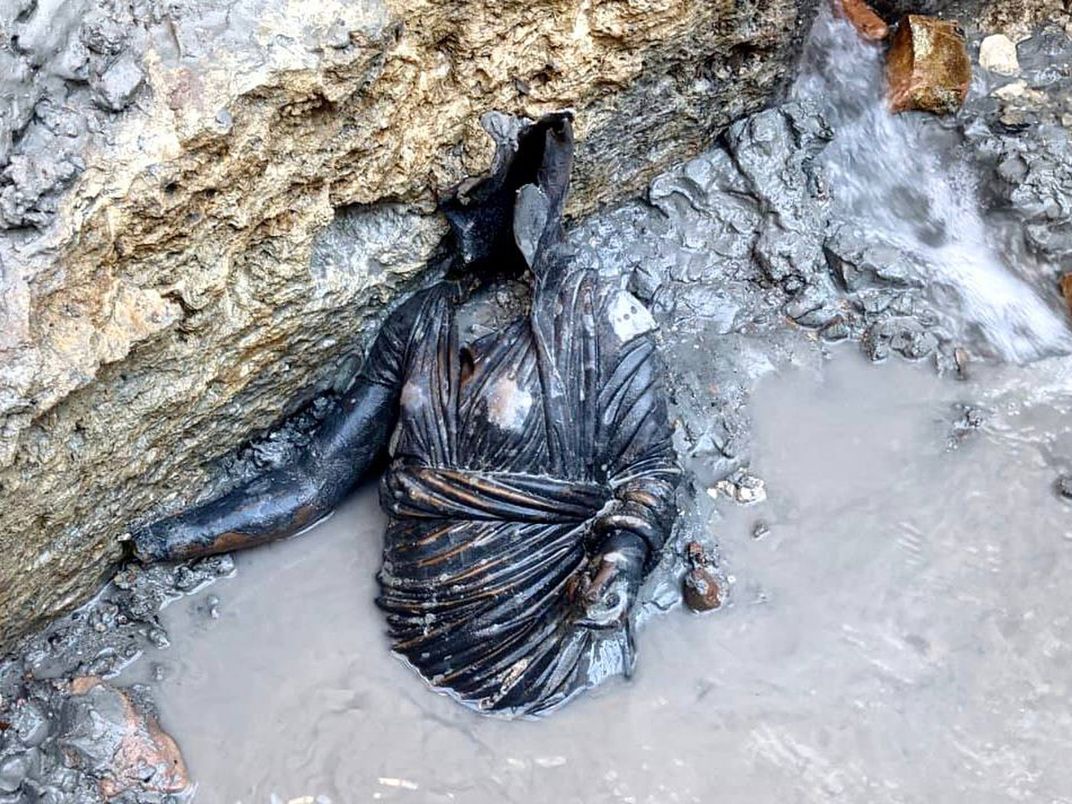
0, 0, 821, 650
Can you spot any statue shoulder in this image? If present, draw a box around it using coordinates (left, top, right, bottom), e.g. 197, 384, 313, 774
382, 282, 451, 330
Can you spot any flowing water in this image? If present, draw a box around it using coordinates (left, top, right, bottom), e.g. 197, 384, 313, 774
794, 7, 1072, 362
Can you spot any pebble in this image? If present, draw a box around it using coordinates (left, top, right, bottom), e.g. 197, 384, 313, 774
12, 701, 49, 748
953, 347, 970, 380
684, 567, 723, 613
682, 541, 723, 613
979, 34, 1020, 76
1056, 476, 1072, 500
820, 317, 852, 342
709, 469, 767, 505
0, 753, 29, 793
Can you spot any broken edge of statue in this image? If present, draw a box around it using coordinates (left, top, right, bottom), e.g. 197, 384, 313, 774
372, 113, 681, 716
132, 112, 682, 718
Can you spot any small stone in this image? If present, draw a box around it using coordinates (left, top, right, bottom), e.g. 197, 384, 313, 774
0, 752, 30, 793
1059, 273, 1072, 315
947, 404, 984, 450
146, 626, 170, 649
684, 567, 723, 613
979, 34, 1019, 76
12, 701, 49, 747
993, 79, 1027, 101
1057, 476, 1072, 500
887, 15, 971, 115
683, 541, 723, 613
835, 0, 889, 41
820, 317, 851, 342
709, 469, 767, 505
173, 565, 200, 592
998, 106, 1028, 129
91, 54, 145, 112
752, 520, 771, 540
215, 108, 234, 132
953, 347, 970, 380
734, 478, 766, 504
59, 679, 189, 798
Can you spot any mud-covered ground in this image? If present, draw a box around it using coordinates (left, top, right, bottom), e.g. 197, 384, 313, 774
3, 8, 1072, 801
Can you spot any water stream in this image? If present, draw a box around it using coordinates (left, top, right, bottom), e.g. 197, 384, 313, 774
794, 6, 1071, 362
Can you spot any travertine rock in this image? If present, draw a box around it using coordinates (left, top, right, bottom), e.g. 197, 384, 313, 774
888, 15, 971, 114
0, 0, 821, 650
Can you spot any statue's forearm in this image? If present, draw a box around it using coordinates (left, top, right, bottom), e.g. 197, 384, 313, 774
131, 466, 329, 562
133, 380, 398, 562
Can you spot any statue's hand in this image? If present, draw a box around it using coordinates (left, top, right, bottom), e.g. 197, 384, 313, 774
575, 532, 648, 629
130, 520, 175, 564
131, 517, 206, 564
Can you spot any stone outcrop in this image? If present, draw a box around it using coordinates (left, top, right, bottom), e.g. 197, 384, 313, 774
0, 0, 822, 651
887, 15, 971, 113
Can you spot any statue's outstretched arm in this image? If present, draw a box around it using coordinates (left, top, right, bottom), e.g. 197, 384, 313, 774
131, 378, 399, 563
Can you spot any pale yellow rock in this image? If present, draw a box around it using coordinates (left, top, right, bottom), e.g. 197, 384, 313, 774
992, 79, 1045, 104
979, 34, 1020, 76
993, 79, 1027, 100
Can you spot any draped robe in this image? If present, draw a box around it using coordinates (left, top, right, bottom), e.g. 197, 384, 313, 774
360, 256, 680, 717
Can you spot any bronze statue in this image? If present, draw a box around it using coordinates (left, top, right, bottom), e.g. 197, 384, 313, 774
133, 114, 681, 717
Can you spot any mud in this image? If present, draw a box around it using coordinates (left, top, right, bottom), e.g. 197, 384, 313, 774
124, 351, 1072, 803
4, 7, 1072, 800
0, 557, 230, 802
0, 0, 145, 229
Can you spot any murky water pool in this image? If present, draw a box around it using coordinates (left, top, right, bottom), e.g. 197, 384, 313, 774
123, 349, 1072, 803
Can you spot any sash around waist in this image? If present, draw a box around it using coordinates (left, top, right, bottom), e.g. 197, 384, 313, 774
381, 466, 609, 524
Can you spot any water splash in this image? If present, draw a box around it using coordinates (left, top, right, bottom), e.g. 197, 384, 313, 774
794, 5, 1072, 362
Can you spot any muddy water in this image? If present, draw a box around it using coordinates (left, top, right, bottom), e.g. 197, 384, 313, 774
124, 350, 1072, 803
